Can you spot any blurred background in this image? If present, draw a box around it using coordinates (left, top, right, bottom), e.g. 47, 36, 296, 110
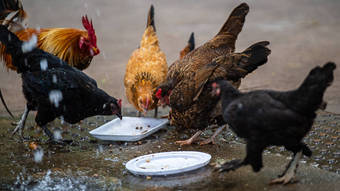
0, 0, 339, 115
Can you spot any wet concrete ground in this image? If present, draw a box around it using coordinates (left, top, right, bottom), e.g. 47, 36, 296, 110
0, 109, 339, 190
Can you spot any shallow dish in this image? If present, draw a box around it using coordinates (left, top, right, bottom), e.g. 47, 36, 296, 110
89, 117, 168, 141
125, 151, 211, 176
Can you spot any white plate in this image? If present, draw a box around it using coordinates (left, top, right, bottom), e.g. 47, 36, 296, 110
89, 117, 168, 141
125, 151, 211, 176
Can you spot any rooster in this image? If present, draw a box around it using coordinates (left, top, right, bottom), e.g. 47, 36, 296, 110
0, 25, 122, 142
213, 62, 336, 184
124, 5, 167, 117
155, 3, 270, 145
0, 0, 100, 71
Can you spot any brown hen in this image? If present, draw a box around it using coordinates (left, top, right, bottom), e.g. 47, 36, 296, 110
124, 5, 167, 117
155, 3, 271, 145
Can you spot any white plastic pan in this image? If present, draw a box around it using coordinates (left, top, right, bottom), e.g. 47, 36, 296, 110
89, 117, 168, 141
125, 151, 211, 176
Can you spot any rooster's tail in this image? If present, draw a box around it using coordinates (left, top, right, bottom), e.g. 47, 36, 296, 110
0, 25, 27, 67
0, 0, 27, 32
179, 32, 195, 59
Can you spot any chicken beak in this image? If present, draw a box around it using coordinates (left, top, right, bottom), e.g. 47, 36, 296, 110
92, 47, 100, 55
116, 112, 122, 120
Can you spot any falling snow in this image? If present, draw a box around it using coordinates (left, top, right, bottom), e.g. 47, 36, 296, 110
52, 74, 57, 83
33, 148, 44, 163
53, 130, 63, 140
96, 9, 101, 17
40, 59, 48, 71
49, 90, 63, 108
21, 35, 37, 53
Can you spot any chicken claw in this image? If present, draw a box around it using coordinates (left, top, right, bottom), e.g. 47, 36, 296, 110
269, 175, 297, 185
269, 151, 302, 185
175, 130, 202, 146
199, 126, 225, 145
216, 159, 244, 172
199, 137, 216, 145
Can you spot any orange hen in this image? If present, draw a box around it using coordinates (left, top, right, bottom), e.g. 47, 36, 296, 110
124, 5, 167, 117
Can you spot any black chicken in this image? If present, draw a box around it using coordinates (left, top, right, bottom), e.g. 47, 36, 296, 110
0, 25, 122, 142
213, 62, 336, 184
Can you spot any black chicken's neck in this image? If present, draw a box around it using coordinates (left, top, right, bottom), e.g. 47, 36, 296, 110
86, 89, 113, 115
219, 81, 241, 109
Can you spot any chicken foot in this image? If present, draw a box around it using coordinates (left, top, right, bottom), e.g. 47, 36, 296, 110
12, 106, 30, 139
199, 125, 225, 145
216, 159, 245, 172
270, 151, 302, 185
175, 130, 202, 146
41, 125, 72, 145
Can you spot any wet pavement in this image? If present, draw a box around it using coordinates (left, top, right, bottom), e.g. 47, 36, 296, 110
0, 108, 339, 190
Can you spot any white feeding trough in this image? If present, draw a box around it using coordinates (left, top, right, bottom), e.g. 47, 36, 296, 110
125, 151, 211, 176
89, 117, 168, 141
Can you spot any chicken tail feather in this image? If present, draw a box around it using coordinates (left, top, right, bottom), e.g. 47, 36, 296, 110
0, 0, 27, 32
216, 3, 249, 38
180, 32, 195, 59
146, 4, 155, 31
0, 88, 15, 119
224, 41, 271, 82
0, 25, 29, 71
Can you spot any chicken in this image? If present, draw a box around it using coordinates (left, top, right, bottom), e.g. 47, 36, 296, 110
155, 3, 270, 145
0, 25, 122, 142
213, 62, 336, 184
179, 32, 195, 59
156, 3, 250, 105
124, 5, 167, 117
0, 0, 100, 71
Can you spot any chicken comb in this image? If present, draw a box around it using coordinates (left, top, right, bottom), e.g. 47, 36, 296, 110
82, 15, 97, 45
155, 89, 162, 99
118, 99, 122, 108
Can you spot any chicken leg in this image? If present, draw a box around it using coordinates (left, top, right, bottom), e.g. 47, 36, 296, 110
199, 125, 225, 145
12, 105, 30, 138
270, 151, 302, 185
41, 125, 72, 145
154, 106, 158, 118
175, 130, 202, 146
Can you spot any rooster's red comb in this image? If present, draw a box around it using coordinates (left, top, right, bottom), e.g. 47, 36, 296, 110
82, 15, 97, 46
